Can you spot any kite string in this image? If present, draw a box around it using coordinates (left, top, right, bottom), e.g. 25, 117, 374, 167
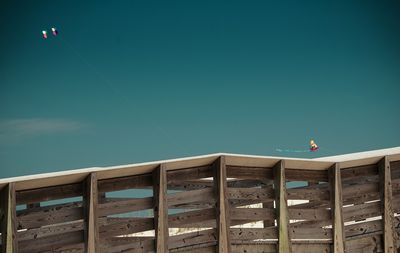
57, 36, 185, 153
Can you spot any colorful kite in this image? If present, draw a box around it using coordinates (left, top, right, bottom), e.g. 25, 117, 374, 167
51, 27, 58, 36
42, 30, 48, 39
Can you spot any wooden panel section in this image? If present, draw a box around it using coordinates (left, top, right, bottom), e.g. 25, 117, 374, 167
214, 156, 231, 253
153, 164, 169, 252
168, 188, 215, 207
230, 208, 275, 221
274, 160, 292, 252
167, 165, 213, 182
99, 217, 154, 238
1, 183, 17, 253
227, 187, 274, 201
329, 163, 345, 253
83, 173, 99, 253
98, 196, 153, 216
98, 173, 153, 193
378, 156, 396, 252
16, 183, 82, 205
19, 231, 84, 253
168, 229, 217, 249
17, 202, 83, 229
230, 227, 277, 240
226, 166, 273, 181
286, 169, 328, 182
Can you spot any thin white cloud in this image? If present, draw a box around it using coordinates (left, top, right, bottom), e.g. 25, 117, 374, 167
0, 118, 85, 143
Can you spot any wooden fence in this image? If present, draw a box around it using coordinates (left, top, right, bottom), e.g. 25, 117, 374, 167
0, 153, 399, 252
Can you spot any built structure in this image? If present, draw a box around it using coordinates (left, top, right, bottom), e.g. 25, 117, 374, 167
0, 147, 399, 253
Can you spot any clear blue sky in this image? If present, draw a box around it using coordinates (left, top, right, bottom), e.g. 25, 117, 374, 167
1, 1, 399, 178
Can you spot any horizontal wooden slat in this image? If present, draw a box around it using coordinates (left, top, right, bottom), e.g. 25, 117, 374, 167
287, 188, 329, 201
286, 169, 328, 182
226, 166, 273, 180
227, 187, 274, 200
345, 234, 383, 252
17, 203, 83, 229
345, 220, 383, 238
98, 173, 153, 192
341, 164, 378, 179
167, 166, 214, 182
169, 229, 217, 249
101, 238, 155, 253
168, 188, 215, 207
99, 217, 154, 238
290, 227, 332, 239
18, 220, 84, 241
169, 208, 216, 227
16, 183, 83, 205
343, 201, 382, 222
19, 230, 84, 253
98, 197, 153, 216
288, 208, 331, 221
230, 208, 275, 221
230, 227, 277, 240
231, 244, 277, 253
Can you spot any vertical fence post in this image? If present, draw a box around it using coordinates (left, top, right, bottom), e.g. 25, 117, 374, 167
378, 156, 395, 252
214, 156, 231, 253
1, 183, 17, 253
273, 160, 291, 253
153, 164, 169, 252
84, 173, 99, 253
329, 163, 345, 253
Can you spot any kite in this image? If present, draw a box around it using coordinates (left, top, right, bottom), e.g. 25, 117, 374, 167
276, 139, 320, 153
52, 27, 58, 36
42, 30, 48, 39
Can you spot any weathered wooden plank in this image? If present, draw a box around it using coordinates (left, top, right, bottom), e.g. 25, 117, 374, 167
343, 201, 381, 222
378, 156, 396, 252
274, 160, 292, 252
169, 229, 217, 250
153, 164, 169, 252
287, 188, 330, 201
31, 243, 84, 253
226, 166, 273, 181
329, 163, 345, 253
1, 183, 17, 253
167, 165, 213, 182
214, 156, 231, 253
17, 202, 83, 229
16, 183, 83, 205
230, 244, 277, 253
288, 208, 331, 221
286, 169, 328, 182
290, 227, 332, 239
168, 188, 215, 207
230, 208, 275, 221
342, 183, 380, 205
227, 187, 274, 201
291, 243, 331, 253
99, 217, 154, 238
345, 234, 383, 252
101, 237, 155, 253
345, 219, 382, 238
18, 220, 84, 241
98, 197, 154, 216
341, 164, 378, 179
167, 179, 262, 191
169, 208, 216, 228
170, 244, 216, 253
98, 173, 153, 193
19, 230, 84, 253
230, 227, 278, 240
83, 173, 99, 253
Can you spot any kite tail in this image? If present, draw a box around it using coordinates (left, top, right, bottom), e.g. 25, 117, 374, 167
276, 148, 311, 153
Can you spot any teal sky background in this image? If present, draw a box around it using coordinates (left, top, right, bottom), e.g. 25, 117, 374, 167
1, 1, 399, 179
